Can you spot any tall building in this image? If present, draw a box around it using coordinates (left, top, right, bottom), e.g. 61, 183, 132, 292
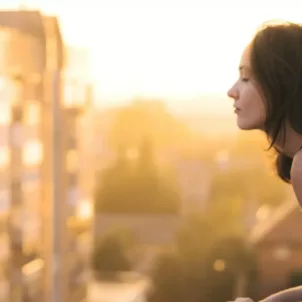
0, 10, 47, 302
63, 46, 94, 302
0, 28, 14, 302
42, 14, 68, 302
0, 10, 92, 302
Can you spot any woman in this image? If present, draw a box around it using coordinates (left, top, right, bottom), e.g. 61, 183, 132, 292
227, 22, 302, 302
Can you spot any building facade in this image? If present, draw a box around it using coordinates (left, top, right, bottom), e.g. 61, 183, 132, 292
0, 10, 92, 302
63, 46, 94, 302
250, 200, 302, 300
0, 11, 46, 302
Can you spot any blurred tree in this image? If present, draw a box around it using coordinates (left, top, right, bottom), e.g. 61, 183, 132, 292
205, 236, 257, 302
148, 214, 256, 302
148, 251, 186, 302
230, 131, 289, 207
94, 136, 181, 214
149, 214, 214, 302
108, 99, 191, 150
91, 227, 135, 276
94, 144, 133, 213
176, 213, 217, 263
208, 149, 288, 235
176, 213, 218, 301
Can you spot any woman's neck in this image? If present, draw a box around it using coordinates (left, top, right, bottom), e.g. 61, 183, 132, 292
273, 124, 302, 158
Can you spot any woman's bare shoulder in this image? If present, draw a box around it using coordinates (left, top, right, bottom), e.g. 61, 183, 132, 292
291, 149, 302, 180
260, 285, 302, 302
291, 149, 302, 207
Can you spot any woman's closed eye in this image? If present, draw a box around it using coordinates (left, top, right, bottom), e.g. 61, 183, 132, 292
240, 77, 249, 82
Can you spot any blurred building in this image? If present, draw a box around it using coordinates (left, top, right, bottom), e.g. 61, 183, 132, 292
62, 46, 94, 302
94, 214, 181, 274
250, 200, 302, 300
0, 10, 47, 302
88, 278, 150, 302
174, 157, 212, 215
0, 10, 93, 302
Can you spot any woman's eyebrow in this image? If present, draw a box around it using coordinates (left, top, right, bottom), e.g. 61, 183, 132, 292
239, 65, 250, 71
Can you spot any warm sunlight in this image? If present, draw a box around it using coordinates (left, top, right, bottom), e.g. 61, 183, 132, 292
2, 0, 302, 110
58, 0, 302, 107
2, 3, 302, 301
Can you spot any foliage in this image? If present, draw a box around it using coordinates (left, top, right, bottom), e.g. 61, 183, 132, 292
148, 213, 257, 302
108, 99, 191, 150
205, 236, 257, 302
94, 137, 181, 214
91, 227, 135, 274
208, 145, 289, 235
148, 251, 185, 302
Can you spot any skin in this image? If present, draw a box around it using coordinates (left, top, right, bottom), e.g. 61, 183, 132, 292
292, 149, 302, 208
261, 286, 302, 301
228, 45, 302, 301
227, 45, 266, 131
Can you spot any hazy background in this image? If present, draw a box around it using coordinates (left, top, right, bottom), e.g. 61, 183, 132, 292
3, 0, 302, 109
1, 1, 302, 302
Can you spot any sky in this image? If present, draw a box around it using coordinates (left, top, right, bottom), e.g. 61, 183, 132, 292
1, 0, 302, 113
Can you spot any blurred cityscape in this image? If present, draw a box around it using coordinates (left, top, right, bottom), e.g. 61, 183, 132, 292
0, 6, 301, 302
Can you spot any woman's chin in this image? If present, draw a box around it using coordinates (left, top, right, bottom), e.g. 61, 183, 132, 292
237, 122, 256, 131
236, 119, 261, 131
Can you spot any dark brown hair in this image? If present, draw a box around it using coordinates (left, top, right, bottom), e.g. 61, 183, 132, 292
250, 22, 302, 182
274, 147, 292, 183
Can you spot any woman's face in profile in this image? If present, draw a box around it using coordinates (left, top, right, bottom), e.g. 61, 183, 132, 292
228, 45, 266, 131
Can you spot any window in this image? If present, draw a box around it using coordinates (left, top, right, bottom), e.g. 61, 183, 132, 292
68, 174, 78, 187
22, 179, 41, 196
24, 102, 40, 126
68, 136, 77, 149
0, 76, 11, 125
63, 80, 87, 108
28, 73, 41, 85
0, 147, 9, 169
22, 258, 44, 300
10, 124, 23, 147
0, 234, 9, 261
11, 205, 22, 229
25, 73, 42, 101
0, 72, 22, 107
0, 188, 10, 215
9, 77, 23, 106
76, 199, 92, 221
67, 186, 79, 206
76, 231, 91, 257
23, 215, 41, 255
0, 103, 10, 125
11, 181, 21, 204
66, 149, 78, 173
0, 128, 9, 148
22, 140, 43, 167
22, 182, 41, 255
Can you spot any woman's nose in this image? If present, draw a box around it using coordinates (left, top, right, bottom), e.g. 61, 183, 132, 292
227, 85, 238, 100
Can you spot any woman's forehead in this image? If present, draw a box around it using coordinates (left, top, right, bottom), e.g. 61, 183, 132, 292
240, 45, 251, 67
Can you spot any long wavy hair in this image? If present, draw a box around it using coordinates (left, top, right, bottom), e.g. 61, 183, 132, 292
250, 22, 302, 183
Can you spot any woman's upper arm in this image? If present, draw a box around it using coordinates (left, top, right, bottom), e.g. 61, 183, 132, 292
260, 286, 302, 301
